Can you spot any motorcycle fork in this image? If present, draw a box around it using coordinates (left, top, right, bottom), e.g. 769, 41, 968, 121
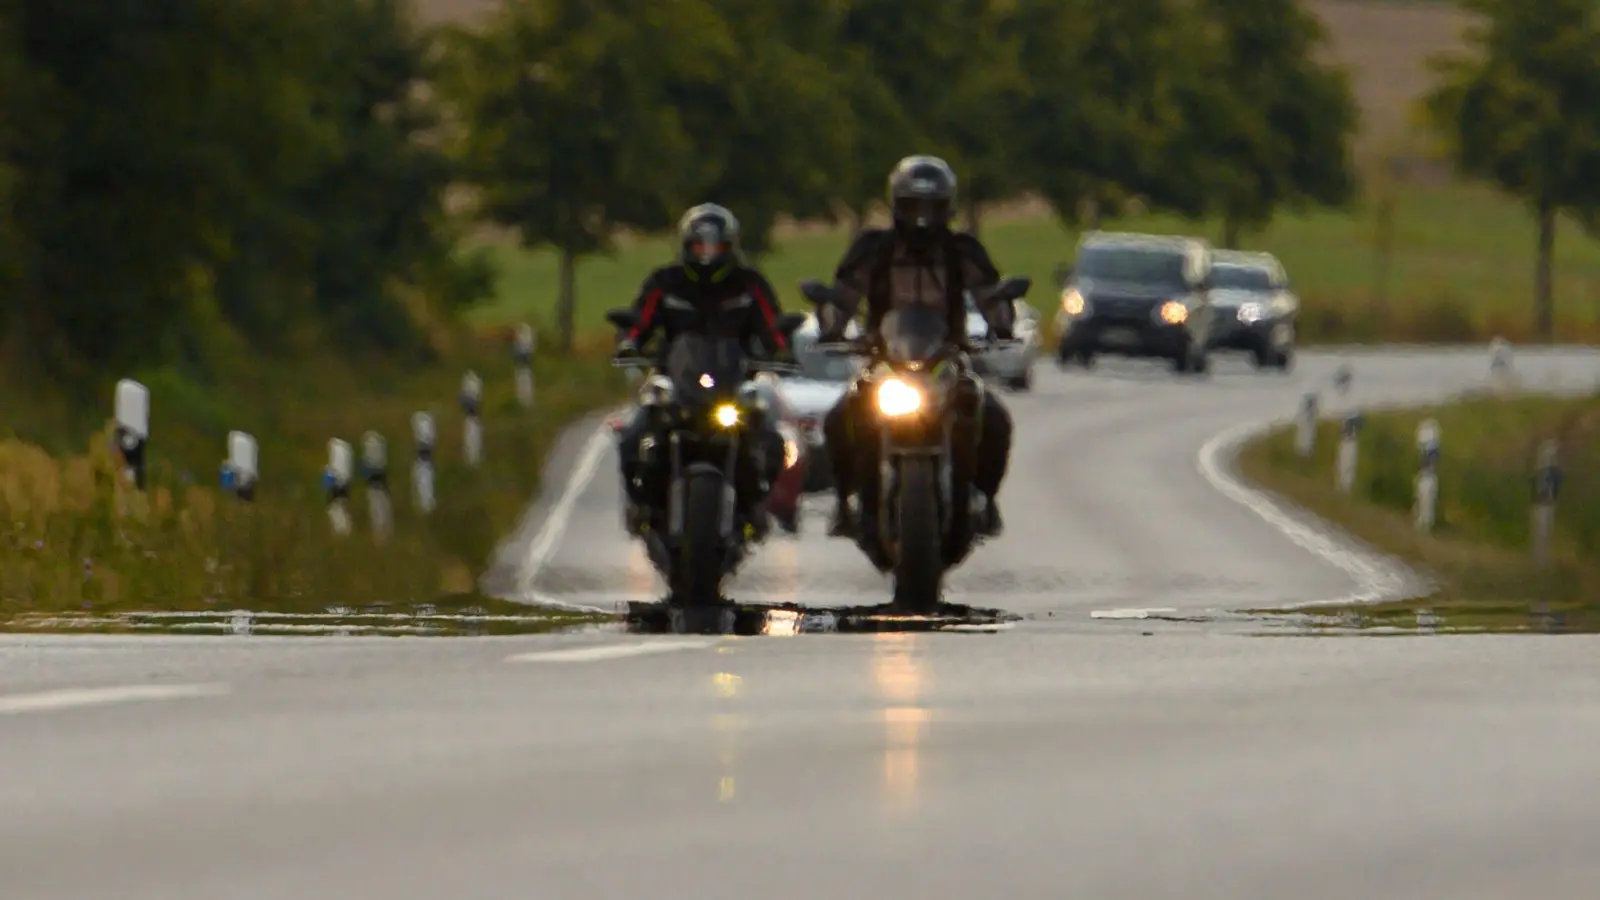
668, 431, 685, 537
720, 430, 739, 540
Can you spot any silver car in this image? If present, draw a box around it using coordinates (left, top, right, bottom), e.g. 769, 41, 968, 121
777, 315, 864, 492
1202, 250, 1297, 370
966, 292, 1039, 391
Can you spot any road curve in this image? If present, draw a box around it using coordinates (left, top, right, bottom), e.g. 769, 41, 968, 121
5, 347, 1600, 900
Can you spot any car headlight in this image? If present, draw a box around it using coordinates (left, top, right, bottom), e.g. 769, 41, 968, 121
875, 378, 922, 417
1158, 301, 1187, 324
713, 403, 739, 428
784, 438, 799, 468
1237, 302, 1264, 324
1061, 288, 1087, 316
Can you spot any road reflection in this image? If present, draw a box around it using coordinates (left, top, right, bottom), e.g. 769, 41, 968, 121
873, 633, 930, 810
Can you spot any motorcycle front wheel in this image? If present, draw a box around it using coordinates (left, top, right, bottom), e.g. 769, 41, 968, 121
890, 456, 943, 613
676, 469, 727, 607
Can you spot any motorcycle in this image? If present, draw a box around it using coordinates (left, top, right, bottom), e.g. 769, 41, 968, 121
604, 309, 805, 622
799, 277, 1032, 612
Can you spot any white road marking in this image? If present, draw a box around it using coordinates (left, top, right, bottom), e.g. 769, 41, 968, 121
1196, 418, 1410, 608
514, 421, 615, 612
1090, 608, 1177, 619
0, 683, 230, 716
505, 640, 720, 663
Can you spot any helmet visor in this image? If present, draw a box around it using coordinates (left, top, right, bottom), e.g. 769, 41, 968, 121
894, 196, 950, 228
687, 236, 731, 264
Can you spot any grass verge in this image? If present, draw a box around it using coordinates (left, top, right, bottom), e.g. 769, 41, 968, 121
1236, 391, 1600, 631
475, 182, 1600, 345
0, 330, 628, 627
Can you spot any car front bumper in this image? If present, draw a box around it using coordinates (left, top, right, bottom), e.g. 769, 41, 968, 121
1208, 314, 1295, 352
1057, 315, 1191, 357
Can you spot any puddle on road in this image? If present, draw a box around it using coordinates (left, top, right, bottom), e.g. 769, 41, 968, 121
620, 600, 1022, 635
1242, 604, 1600, 636
2, 604, 611, 637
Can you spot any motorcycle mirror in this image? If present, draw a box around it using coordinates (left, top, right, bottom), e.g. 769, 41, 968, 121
605, 309, 636, 331
799, 279, 832, 305
777, 312, 808, 337
993, 276, 1032, 301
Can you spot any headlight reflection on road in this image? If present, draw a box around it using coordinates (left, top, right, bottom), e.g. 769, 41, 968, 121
873, 633, 930, 811
712, 671, 744, 803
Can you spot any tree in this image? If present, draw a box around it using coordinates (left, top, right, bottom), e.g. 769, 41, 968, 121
1014, 0, 1188, 231
836, 0, 1028, 234
666, 0, 858, 261
1171, 0, 1359, 248
1421, 0, 1600, 340
438, 0, 729, 351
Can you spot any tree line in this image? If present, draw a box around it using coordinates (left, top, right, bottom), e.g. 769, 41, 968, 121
0, 0, 1593, 375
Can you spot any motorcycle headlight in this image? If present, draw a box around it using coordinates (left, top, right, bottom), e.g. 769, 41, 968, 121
1158, 300, 1188, 325
875, 378, 922, 417
713, 403, 739, 428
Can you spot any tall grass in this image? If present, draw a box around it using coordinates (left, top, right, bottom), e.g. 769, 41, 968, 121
0, 337, 627, 620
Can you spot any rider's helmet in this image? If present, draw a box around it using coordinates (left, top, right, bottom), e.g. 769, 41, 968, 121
678, 203, 741, 283
887, 155, 957, 241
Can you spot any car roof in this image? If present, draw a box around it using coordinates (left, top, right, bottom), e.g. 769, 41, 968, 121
1211, 249, 1286, 283
1075, 230, 1212, 281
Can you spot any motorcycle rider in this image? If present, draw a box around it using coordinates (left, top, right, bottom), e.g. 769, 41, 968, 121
614, 203, 793, 540
814, 155, 1015, 543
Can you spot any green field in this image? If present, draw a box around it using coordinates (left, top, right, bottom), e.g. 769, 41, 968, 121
1238, 392, 1600, 631
472, 183, 1600, 344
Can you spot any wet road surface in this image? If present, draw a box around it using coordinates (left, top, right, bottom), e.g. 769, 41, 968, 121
5, 347, 1600, 899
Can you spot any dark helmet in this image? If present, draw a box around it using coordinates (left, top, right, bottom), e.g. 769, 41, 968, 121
887, 155, 957, 237
678, 203, 741, 282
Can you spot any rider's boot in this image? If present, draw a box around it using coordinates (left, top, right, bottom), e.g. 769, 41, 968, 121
828, 489, 855, 537
971, 490, 1003, 537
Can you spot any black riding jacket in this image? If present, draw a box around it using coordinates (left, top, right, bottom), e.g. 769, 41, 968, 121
625, 264, 789, 363
827, 227, 1012, 346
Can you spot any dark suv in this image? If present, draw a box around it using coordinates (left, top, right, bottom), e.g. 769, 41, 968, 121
1053, 232, 1215, 374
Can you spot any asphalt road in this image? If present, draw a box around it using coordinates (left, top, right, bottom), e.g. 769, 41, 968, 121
6, 347, 1600, 900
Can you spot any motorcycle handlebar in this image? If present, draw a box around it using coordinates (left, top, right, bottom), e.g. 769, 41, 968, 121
610, 356, 802, 375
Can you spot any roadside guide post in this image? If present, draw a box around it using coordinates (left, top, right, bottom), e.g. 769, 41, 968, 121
1489, 337, 1513, 392
113, 378, 150, 490
1531, 439, 1560, 567
1332, 362, 1352, 395
362, 431, 391, 544
1414, 419, 1439, 531
1295, 392, 1318, 459
513, 324, 536, 408
461, 371, 482, 467
324, 439, 353, 535
220, 431, 257, 502
1336, 412, 1362, 494
411, 412, 436, 513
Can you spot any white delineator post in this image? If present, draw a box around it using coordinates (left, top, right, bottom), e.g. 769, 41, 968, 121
1336, 412, 1362, 494
113, 378, 150, 489
411, 412, 436, 513
1332, 362, 1352, 395
1295, 391, 1318, 459
1414, 418, 1439, 531
362, 430, 392, 544
222, 431, 258, 502
325, 439, 353, 535
1489, 336, 1513, 392
1531, 439, 1560, 566
513, 324, 536, 408
461, 371, 482, 467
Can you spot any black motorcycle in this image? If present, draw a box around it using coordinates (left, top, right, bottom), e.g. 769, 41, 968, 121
799, 278, 1031, 612
605, 310, 804, 620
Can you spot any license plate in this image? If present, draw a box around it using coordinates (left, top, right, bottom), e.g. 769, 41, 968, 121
1101, 327, 1141, 347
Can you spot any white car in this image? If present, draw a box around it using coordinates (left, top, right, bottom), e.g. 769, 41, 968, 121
966, 293, 1039, 391
771, 315, 864, 492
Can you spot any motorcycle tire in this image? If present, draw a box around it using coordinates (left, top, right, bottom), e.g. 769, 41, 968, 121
677, 469, 727, 607
891, 456, 943, 613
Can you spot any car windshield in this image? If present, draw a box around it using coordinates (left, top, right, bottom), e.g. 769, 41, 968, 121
1211, 264, 1275, 291
1076, 245, 1188, 284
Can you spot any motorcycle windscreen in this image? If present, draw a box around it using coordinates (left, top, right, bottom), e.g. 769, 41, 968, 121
665, 333, 748, 406
880, 307, 949, 363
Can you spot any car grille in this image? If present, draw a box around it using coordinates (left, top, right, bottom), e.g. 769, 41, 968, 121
1090, 294, 1159, 325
